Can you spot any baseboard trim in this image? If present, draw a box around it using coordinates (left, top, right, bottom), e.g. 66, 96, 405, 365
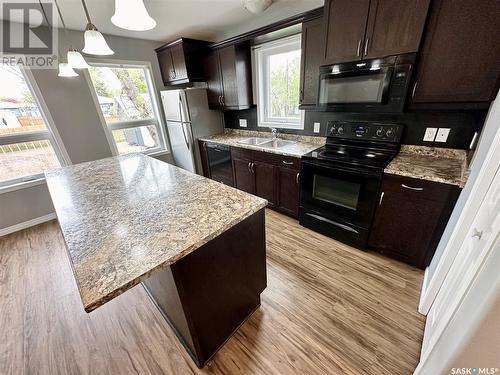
0, 213, 57, 237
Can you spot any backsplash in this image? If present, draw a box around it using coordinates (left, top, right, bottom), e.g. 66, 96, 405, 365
223, 107, 487, 150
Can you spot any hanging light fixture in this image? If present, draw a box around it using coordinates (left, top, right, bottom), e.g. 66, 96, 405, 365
54, 0, 90, 71
81, 0, 114, 55
58, 63, 79, 77
111, 0, 156, 31
242, 0, 273, 13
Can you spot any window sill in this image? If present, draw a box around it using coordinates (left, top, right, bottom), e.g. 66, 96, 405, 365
0, 177, 47, 195
144, 149, 170, 158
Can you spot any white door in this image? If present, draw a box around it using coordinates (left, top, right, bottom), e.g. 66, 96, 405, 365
419, 166, 500, 359
166, 121, 195, 173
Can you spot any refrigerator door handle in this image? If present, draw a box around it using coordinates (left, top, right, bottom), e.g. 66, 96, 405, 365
181, 123, 190, 150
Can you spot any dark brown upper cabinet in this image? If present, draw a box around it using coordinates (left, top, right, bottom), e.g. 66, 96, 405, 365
410, 0, 500, 108
205, 42, 253, 110
299, 16, 325, 108
323, 0, 430, 64
156, 38, 211, 86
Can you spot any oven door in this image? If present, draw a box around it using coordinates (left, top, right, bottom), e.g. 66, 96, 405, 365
300, 160, 381, 229
318, 66, 393, 110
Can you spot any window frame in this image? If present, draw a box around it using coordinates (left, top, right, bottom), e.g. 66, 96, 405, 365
0, 65, 70, 191
84, 59, 168, 156
252, 34, 304, 130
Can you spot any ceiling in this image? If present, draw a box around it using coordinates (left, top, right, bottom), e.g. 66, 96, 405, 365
3, 0, 324, 43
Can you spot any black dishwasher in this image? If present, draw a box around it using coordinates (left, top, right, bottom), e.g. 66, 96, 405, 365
206, 143, 234, 186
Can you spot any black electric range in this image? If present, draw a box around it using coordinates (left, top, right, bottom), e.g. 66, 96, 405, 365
299, 121, 404, 248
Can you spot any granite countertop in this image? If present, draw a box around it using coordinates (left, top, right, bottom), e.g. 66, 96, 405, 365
45, 154, 267, 312
199, 129, 325, 158
385, 145, 469, 187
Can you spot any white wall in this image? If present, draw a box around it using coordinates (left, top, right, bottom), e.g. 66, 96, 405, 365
0, 24, 173, 232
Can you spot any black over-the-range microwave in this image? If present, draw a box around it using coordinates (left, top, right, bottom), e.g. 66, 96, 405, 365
317, 53, 416, 113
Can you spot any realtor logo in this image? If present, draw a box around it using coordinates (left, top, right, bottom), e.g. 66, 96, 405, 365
0, 1, 58, 68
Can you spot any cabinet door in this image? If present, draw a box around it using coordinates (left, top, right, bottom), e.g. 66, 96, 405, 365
277, 167, 300, 218
364, 0, 430, 59
411, 0, 500, 104
254, 161, 276, 207
369, 175, 458, 268
170, 43, 187, 81
299, 17, 324, 107
157, 48, 175, 84
218, 45, 239, 108
232, 158, 254, 194
205, 50, 223, 109
324, 0, 370, 64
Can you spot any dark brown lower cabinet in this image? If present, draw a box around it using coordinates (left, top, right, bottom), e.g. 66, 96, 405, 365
369, 174, 460, 269
230, 147, 300, 218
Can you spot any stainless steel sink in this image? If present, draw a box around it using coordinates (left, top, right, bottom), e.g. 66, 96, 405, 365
258, 139, 296, 148
237, 137, 272, 145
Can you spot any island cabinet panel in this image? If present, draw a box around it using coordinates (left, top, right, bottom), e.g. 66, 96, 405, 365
369, 174, 460, 269
143, 209, 267, 368
205, 42, 253, 110
323, 0, 429, 64
156, 38, 212, 86
324, 0, 370, 64
410, 0, 500, 107
299, 16, 325, 108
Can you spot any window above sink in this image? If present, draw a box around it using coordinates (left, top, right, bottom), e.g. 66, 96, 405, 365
252, 34, 305, 130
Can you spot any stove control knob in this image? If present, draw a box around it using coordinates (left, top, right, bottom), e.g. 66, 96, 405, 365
386, 128, 395, 138
330, 126, 337, 134
376, 128, 384, 137
337, 126, 344, 135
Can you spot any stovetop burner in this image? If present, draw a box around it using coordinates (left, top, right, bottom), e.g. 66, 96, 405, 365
303, 121, 404, 170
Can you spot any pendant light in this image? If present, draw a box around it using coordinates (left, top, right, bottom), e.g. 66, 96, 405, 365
54, 0, 90, 71
58, 63, 79, 77
111, 0, 156, 31
81, 0, 114, 55
242, 0, 273, 13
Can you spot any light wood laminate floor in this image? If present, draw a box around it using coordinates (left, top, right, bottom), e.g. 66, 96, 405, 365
0, 209, 425, 375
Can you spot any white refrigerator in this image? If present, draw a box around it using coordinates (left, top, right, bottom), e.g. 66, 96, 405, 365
160, 88, 224, 174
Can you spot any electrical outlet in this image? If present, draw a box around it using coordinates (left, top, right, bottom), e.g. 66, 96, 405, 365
423, 127, 438, 142
313, 122, 321, 133
239, 119, 247, 128
435, 128, 450, 143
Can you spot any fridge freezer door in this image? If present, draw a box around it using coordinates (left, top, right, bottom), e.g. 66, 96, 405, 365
166, 121, 195, 173
161, 90, 183, 122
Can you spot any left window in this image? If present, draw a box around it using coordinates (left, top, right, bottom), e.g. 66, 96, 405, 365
87, 63, 166, 155
0, 64, 66, 188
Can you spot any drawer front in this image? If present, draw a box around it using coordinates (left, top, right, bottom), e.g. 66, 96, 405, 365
231, 146, 253, 160
252, 149, 300, 170
385, 174, 458, 202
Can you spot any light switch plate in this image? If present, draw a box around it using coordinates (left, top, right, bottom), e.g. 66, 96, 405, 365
313, 122, 321, 133
423, 127, 438, 142
435, 128, 450, 143
239, 119, 247, 128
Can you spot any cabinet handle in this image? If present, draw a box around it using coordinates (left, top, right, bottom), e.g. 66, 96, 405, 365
247, 161, 251, 173
471, 228, 483, 240
251, 162, 255, 173
364, 37, 370, 56
221, 95, 225, 106
401, 184, 424, 191
282, 160, 294, 165
379, 191, 384, 206
412, 82, 418, 99
356, 39, 362, 57
296, 172, 300, 185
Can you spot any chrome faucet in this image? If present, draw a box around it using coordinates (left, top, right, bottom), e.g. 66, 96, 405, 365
270, 128, 277, 140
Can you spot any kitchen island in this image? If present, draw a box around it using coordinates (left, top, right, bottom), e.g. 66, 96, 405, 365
45, 154, 268, 367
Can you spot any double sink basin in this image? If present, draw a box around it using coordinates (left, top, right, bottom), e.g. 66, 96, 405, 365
237, 137, 296, 149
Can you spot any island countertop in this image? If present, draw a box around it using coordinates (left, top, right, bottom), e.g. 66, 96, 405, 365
45, 154, 267, 312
